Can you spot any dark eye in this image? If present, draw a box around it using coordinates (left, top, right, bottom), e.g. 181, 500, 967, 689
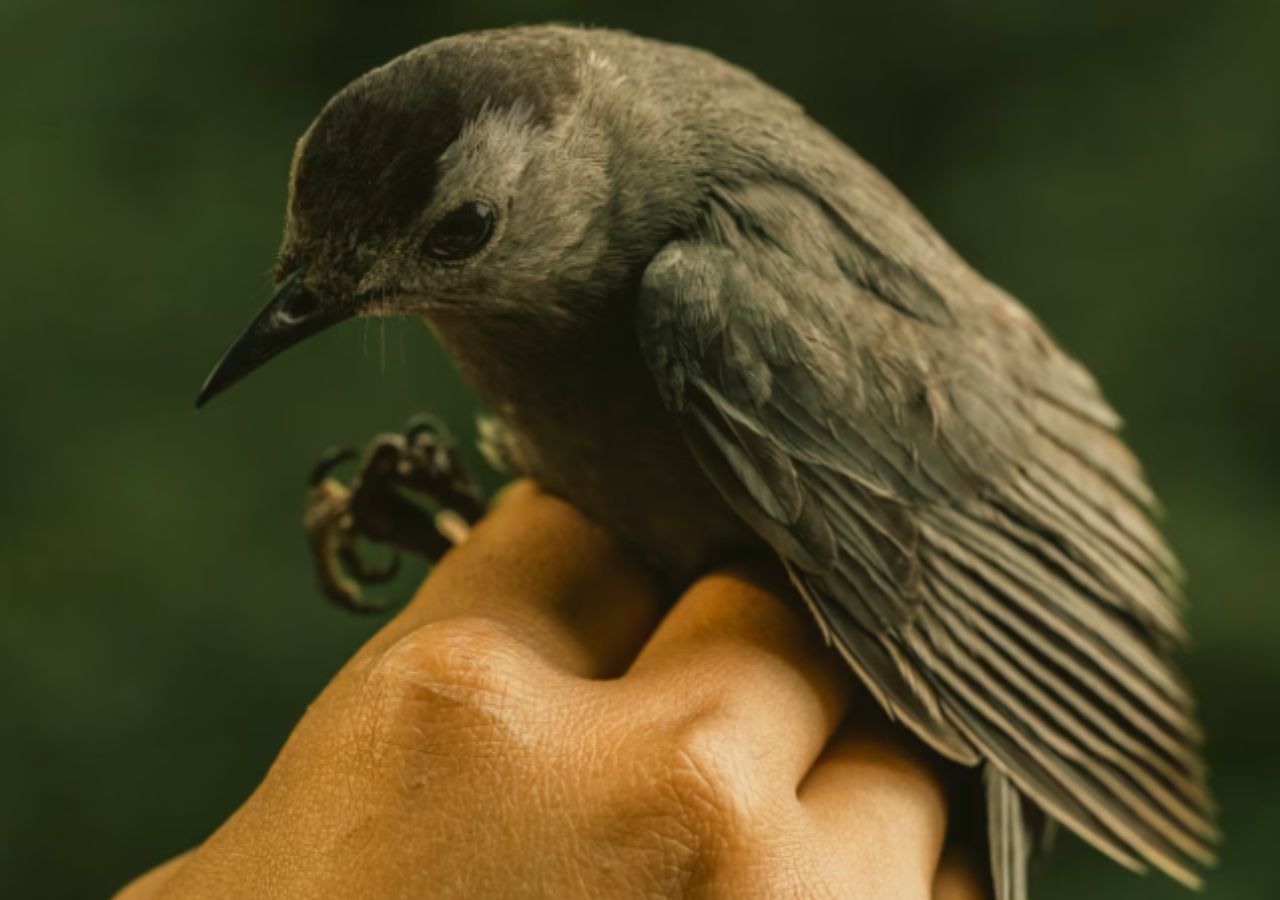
424, 200, 495, 261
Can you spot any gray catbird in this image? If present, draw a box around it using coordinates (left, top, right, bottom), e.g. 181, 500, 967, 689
196, 25, 1215, 899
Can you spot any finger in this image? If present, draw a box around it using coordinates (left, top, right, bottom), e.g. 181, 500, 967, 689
623, 563, 854, 783
364, 481, 664, 678
799, 713, 949, 896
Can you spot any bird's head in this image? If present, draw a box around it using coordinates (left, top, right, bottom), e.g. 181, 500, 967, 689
196, 29, 655, 407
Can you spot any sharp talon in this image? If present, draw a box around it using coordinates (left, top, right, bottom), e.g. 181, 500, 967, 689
404, 413, 450, 444
339, 543, 401, 584
310, 446, 357, 486
326, 583, 393, 615
302, 411, 488, 612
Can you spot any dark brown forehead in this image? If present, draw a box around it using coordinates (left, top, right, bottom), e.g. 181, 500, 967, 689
288, 34, 580, 248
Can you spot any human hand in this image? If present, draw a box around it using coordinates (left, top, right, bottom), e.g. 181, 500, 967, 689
118, 482, 982, 899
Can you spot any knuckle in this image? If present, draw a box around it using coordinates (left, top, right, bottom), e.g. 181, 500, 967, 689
375, 616, 520, 686
644, 707, 800, 887
562, 695, 808, 895
604, 705, 761, 858
361, 616, 541, 737
658, 710, 748, 822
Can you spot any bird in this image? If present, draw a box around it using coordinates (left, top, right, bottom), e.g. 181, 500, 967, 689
195, 25, 1216, 899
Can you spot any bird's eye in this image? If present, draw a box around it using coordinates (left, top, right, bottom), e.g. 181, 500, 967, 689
424, 200, 496, 261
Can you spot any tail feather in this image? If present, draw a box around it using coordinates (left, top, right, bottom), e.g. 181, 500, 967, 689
987, 767, 1032, 900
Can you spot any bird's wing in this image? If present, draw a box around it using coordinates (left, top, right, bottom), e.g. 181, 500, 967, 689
635, 180, 1215, 890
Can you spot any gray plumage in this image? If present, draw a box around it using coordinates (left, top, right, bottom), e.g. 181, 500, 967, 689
202, 25, 1216, 897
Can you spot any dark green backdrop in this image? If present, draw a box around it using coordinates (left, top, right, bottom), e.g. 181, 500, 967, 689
2, 1, 1275, 897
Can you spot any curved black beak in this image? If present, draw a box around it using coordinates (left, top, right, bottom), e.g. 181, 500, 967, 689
195, 271, 352, 408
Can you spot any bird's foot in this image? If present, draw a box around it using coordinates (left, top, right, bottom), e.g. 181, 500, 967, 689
303, 415, 485, 612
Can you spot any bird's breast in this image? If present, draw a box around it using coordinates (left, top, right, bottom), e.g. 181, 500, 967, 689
500, 367, 754, 579
429, 312, 754, 578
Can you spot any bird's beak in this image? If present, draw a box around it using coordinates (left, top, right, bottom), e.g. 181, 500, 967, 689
195, 270, 352, 408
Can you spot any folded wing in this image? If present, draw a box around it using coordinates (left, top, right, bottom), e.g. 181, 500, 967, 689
635, 180, 1215, 897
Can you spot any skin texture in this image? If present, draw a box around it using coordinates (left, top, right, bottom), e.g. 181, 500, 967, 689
116, 483, 983, 899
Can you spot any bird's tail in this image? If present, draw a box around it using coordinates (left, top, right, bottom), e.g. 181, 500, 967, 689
987, 766, 1033, 900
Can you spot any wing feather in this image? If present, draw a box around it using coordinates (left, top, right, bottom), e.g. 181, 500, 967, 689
635, 179, 1214, 891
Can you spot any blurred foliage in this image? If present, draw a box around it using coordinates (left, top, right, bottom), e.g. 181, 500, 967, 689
1, 1, 1276, 896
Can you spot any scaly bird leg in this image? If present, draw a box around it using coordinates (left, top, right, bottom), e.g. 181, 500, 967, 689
303, 415, 486, 612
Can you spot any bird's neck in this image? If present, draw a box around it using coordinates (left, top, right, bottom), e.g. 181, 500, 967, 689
427, 305, 634, 399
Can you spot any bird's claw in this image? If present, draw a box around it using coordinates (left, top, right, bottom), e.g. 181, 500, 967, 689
303, 416, 485, 612
303, 477, 391, 613
309, 445, 358, 486
339, 543, 401, 585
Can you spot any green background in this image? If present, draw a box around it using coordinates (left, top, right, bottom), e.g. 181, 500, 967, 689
2, 1, 1276, 896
